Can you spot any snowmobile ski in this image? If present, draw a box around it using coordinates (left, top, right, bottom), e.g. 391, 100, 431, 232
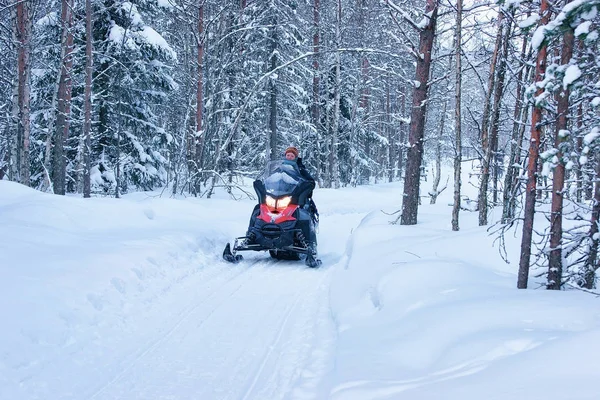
222, 243, 243, 263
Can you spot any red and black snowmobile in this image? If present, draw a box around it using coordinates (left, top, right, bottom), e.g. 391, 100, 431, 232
223, 160, 321, 268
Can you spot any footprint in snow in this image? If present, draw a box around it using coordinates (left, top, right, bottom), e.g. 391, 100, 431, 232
143, 208, 155, 220
87, 293, 104, 311
111, 277, 126, 294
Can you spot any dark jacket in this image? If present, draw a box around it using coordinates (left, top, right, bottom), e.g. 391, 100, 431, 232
296, 157, 315, 184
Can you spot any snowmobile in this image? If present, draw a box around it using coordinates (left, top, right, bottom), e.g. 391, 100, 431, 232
223, 160, 322, 268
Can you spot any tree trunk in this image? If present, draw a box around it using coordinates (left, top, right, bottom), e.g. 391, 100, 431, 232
480, 12, 504, 155
398, 86, 406, 179
0, 124, 7, 178
358, 0, 369, 113
585, 169, 594, 200
15, 0, 32, 186
491, 16, 513, 206
582, 156, 600, 289
452, 0, 462, 231
518, 0, 550, 289
323, 72, 331, 187
224, 12, 236, 191
195, 3, 205, 193
387, 79, 395, 183
548, 21, 574, 290
537, 140, 546, 200
9, 45, 19, 181
502, 37, 530, 223
183, 31, 196, 193
83, 0, 93, 198
113, 1, 137, 199
53, 0, 75, 195
43, 45, 64, 192
430, 100, 446, 205
479, 14, 512, 225
268, 15, 278, 161
312, 0, 321, 183
329, 0, 341, 188
399, 0, 438, 225
115, 90, 122, 198
576, 103, 584, 202
578, 100, 593, 202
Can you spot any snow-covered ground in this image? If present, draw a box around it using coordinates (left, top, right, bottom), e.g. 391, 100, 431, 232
1, 165, 599, 400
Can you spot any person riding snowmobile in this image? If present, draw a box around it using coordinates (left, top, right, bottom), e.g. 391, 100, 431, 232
282, 146, 319, 223
245, 147, 319, 238
223, 152, 321, 267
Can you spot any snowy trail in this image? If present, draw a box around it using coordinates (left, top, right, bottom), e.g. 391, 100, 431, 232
2, 179, 400, 400
85, 260, 334, 400
0, 182, 380, 400
77, 210, 363, 400
4, 177, 600, 400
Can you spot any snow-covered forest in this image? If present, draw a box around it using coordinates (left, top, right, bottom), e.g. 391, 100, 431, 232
2, 0, 598, 289
1, 0, 600, 397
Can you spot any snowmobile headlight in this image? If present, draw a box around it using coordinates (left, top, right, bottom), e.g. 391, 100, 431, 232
277, 196, 292, 209
266, 195, 277, 208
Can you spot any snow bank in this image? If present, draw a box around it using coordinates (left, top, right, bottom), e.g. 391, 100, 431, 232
2, 162, 599, 399
0, 181, 251, 399
327, 175, 600, 399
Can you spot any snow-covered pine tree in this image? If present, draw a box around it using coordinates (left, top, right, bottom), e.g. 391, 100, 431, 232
202, 0, 251, 195
29, 2, 62, 191
242, 0, 311, 165
149, 0, 203, 196
0, 1, 17, 180
92, 0, 177, 194
517, 0, 600, 289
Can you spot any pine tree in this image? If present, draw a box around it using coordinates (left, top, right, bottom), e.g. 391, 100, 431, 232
91, 0, 177, 193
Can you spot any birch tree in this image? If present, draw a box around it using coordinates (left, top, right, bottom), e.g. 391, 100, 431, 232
451, 0, 462, 231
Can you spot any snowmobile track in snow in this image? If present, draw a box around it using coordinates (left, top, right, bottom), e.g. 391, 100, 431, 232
238, 276, 306, 400
87, 262, 258, 400
86, 257, 332, 400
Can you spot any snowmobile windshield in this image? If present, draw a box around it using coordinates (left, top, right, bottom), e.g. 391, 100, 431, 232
260, 160, 304, 197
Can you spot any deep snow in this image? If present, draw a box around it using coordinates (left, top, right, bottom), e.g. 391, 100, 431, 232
1, 164, 599, 400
